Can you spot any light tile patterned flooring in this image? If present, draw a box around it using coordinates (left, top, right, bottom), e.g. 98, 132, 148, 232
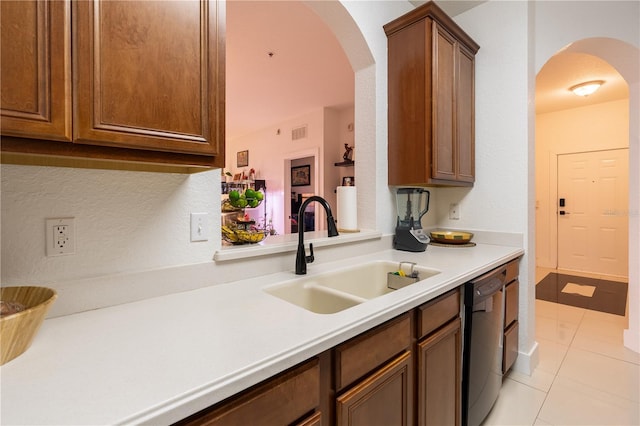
483, 267, 639, 425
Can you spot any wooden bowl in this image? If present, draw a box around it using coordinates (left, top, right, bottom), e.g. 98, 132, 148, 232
0, 286, 57, 365
429, 230, 474, 244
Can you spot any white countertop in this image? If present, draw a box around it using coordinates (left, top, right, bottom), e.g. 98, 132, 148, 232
0, 243, 523, 425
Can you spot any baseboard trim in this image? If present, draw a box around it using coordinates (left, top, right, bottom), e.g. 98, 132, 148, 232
512, 341, 540, 375
624, 328, 640, 353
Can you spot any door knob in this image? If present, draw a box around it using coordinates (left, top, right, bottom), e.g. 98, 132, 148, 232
559, 211, 570, 215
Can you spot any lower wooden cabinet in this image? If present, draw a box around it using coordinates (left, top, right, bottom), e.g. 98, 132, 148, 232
503, 278, 519, 373
336, 351, 412, 426
503, 321, 519, 374
176, 289, 463, 426
175, 359, 320, 426
417, 318, 461, 426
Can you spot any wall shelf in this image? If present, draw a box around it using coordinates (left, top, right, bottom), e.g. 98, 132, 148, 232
334, 160, 354, 167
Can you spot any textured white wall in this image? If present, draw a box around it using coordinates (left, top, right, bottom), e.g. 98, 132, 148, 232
439, 1, 530, 235
339, 1, 414, 235
1, 165, 219, 284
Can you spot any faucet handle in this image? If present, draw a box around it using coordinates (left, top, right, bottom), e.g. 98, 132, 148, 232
306, 243, 315, 264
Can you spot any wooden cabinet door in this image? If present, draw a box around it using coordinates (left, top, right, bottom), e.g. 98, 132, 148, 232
432, 22, 475, 184
504, 280, 519, 327
386, 17, 429, 186
456, 44, 475, 183
73, 0, 224, 158
417, 318, 461, 426
1, 0, 71, 141
431, 22, 457, 182
336, 351, 412, 426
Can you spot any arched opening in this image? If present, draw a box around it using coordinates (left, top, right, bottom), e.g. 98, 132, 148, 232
225, 1, 377, 236
535, 37, 639, 352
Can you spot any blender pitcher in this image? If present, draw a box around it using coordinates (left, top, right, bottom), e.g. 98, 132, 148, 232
393, 188, 430, 252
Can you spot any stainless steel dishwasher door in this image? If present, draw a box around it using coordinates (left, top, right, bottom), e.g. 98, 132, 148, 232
462, 266, 507, 426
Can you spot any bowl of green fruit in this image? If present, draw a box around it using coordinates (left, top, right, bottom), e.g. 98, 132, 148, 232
228, 188, 264, 209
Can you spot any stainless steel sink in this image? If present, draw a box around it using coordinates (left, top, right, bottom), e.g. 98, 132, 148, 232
264, 261, 441, 314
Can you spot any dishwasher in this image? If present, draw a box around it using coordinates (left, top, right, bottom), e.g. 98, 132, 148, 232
462, 264, 508, 426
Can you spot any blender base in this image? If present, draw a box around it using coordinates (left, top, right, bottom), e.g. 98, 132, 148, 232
393, 231, 428, 252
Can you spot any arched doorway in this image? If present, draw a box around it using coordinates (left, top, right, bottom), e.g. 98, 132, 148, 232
535, 37, 639, 352
536, 52, 629, 276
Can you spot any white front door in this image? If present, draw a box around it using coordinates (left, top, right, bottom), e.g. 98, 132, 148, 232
557, 149, 629, 277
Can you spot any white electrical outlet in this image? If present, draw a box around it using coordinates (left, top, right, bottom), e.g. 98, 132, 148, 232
190, 212, 210, 242
46, 218, 75, 256
449, 203, 460, 220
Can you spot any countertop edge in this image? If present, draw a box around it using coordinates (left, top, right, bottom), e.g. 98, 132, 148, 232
213, 229, 383, 261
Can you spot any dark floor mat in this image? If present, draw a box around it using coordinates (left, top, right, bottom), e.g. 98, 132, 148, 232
536, 273, 628, 316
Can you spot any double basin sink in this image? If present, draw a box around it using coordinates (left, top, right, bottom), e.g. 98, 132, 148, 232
264, 261, 441, 314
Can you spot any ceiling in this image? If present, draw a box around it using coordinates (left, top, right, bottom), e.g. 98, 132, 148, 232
536, 52, 628, 114
226, 1, 629, 141
226, 1, 353, 141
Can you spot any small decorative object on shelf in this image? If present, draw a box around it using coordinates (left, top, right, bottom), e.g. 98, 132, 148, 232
335, 143, 355, 167
342, 176, 354, 186
343, 143, 354, 162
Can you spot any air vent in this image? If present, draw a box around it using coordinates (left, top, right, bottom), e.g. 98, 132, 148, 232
292, 125, 307, 141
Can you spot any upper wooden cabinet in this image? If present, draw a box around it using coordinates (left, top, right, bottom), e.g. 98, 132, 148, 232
384, 1, 479, 186
0, 0, 71, 141
1, 0, 225, 171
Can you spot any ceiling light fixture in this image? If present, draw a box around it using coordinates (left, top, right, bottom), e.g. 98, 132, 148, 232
570, 80, 604, 97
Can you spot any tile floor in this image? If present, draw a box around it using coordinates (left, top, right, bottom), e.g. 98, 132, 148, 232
482, 267, 639, 425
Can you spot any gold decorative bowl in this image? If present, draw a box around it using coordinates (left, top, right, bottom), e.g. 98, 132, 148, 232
429, 230, 474, 244
0, 286, 57, 365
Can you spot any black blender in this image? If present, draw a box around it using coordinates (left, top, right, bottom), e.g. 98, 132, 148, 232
393, 187, 431, 252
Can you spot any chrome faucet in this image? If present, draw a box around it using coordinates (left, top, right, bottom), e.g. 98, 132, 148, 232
295, 196, 339, 275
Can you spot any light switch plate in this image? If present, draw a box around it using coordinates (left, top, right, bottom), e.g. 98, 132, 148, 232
190, 212, 210, 242
449, 203, 460, 220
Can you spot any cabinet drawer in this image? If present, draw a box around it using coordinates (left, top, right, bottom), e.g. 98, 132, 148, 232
417, 289, 460, 340
504, 258, 519, 284
335, 313, 411, 391
178, 359, 319, 425
503, 321, 519, 374
504, 279, 519, 327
